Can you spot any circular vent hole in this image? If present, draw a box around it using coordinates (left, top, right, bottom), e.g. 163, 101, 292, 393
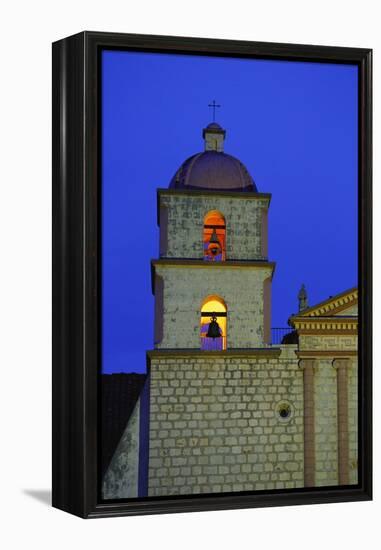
275, 401, 293, 422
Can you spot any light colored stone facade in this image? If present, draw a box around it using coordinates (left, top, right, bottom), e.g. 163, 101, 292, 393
298, 334, 357, 353
147, 291, 359, 494
158, 190, 270, 260
292, 290, 358, 488
298, 332, 357, 484
147, 347, 303, 496
347, 357, 358, 485
153, 263, 273, 349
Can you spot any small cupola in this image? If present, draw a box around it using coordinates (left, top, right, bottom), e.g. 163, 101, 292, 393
203, 122, 226, 152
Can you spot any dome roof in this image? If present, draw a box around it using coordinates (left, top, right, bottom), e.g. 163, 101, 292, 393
205, 122, 223, 131
169, 122, 257, 192
169, 150, 257, 192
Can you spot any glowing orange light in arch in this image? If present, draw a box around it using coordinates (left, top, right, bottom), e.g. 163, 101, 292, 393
203, 211, 226, 261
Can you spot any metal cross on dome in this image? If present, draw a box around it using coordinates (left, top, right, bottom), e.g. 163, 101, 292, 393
208, 100, 221, 122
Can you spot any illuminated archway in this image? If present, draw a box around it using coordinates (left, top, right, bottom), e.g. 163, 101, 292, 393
203, 211, 226, 261
200, 295, 227, 350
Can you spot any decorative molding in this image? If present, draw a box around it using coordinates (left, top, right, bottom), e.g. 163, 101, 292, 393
296, 350, 357, 358
290, 315, 357, 335
289, 288, 358, 320
152, 259, 275, 269
297, 329, 357, 335
147, 348, 282, 363
157, 187, 272, 201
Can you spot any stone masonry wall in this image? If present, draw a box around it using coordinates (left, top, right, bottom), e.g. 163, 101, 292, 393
155, 264, 273, 349
148, 347, 303, 497
159, 192, 270, 260
347, 358, 358, 484
299, 333, 358, 486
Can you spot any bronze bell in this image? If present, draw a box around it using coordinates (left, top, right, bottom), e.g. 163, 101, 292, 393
206, 315, 221, 338
208, 228, 221, 256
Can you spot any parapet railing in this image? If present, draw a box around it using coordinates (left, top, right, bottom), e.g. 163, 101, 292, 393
198, 330, 296, 349
270, 327, 297, 345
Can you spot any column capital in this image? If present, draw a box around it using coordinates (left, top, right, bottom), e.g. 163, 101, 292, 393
298, 358, 317, 371
332, 357, 351, 370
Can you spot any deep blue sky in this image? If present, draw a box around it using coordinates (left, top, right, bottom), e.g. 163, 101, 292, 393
102, 50, 358, 374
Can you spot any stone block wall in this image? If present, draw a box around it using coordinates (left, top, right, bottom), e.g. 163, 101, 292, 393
158, 191, 270, 260
299, 333, 358, 486
147, 348, 303, 497
154, 264, 273, 349
102, 342, 358, 497
347, 358, 358, 484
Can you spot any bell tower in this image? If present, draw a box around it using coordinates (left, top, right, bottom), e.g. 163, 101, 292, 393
103, 120, 312, 499
152, 122, 275, 349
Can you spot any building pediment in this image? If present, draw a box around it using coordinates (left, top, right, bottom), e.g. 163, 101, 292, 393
289, 287, 358, 333
293, 288, 357, 318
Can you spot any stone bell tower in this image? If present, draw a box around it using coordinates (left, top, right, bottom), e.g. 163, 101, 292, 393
152, 121, 275, 350
143, 122, 304, 498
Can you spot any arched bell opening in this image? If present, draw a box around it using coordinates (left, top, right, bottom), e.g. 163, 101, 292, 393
203, 211, 226, 261
200, 295, 227, 351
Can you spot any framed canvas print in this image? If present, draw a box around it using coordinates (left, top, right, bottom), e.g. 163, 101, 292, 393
52, 32, 372, 518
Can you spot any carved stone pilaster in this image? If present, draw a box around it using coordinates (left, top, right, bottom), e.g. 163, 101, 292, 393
299, 359, 316, 487
333, 358, 351, 485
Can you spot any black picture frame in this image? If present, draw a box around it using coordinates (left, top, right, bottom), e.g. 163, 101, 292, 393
52, 31, 372, 518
